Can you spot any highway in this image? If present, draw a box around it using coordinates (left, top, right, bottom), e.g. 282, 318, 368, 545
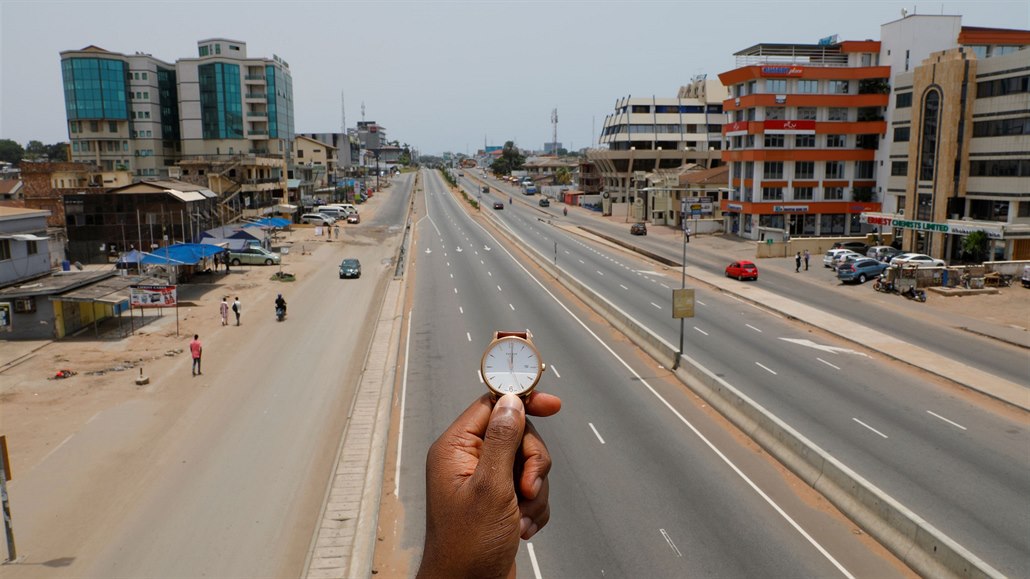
449, 171, 1030, 576
387, 169, 908, 577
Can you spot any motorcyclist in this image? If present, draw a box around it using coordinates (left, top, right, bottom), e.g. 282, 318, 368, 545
563, 207, 568, 217
275, 293, 287, 317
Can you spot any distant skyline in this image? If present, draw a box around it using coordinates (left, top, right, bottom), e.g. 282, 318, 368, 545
1, 0, 1027, 156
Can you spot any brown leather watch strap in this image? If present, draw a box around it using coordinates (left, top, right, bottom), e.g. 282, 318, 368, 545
495, 330, 529, 340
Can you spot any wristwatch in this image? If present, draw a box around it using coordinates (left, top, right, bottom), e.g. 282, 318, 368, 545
480, 330, 545, 399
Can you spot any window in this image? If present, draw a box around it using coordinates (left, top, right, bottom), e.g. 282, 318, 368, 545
90, 121, 99, 132
142, 72, 148, 80
824, 187, 845, 200
765, 107, 785, 120
891, 161, 908, 176
973, 117, 1030, 137
108, 121, 117, 133
855, 160, 875, 179
764, 134, 784, 148
825, 161, 846, 179
762, 187, 784, 200
969, 159, 1030, 177
766, 79, 787, 93
795, 161, 815, 179
829, 80, 850, 94
795, 135, 815, 147
826, 134, 847, 148
631, 105, 650, 113
896, 92, 912, 108
794, 187, 814, 200
759, 214, 785, 229
797, 107, 817, 121
746, 108, 757, 121
894, 126, 910, 142
797, 80, 818, 94
27, 240, 38, 255
764, 161, 784, 179
747, 80, 757, 95
977, 75, 1029, 98
199, 45, 209, 57
861, 53, 873, 66
820, 214, 846, 234
743, 162, 754, 179
919, 90, 941, 181
0, 239, 10, 260
828, 107, 849, 121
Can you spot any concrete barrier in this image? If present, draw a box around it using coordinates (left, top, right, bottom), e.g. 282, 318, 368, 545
480, 207, 1002, 579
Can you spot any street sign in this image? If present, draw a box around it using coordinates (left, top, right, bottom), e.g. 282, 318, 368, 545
672, 288, 695, 319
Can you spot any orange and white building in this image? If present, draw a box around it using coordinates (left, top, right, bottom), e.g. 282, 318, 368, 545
718, 40, 888, 240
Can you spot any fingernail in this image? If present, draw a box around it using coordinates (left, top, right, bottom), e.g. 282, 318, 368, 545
532, 477, 543, 497
497, 393, 522, 410
520, 516, 531, 536
525, 522, 539, 539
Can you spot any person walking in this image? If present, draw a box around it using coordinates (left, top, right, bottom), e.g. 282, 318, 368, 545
190, 334, 203, 376
232, 296, 241, 325
220, 297, 229, 326
795, 251, 802, 273
803, 249, 810, 271
224, 253, 230, 275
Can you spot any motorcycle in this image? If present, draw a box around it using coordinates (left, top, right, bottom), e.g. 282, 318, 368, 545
873, 274, 894, 293
275, 305, 286, 321
900, 286, 927, 302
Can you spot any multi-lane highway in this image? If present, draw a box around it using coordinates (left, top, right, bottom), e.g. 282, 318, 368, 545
392, 169, 1028, 576
387, 169, 916, 577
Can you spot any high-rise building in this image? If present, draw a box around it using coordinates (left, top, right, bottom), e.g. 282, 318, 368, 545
718, 40, 888, 239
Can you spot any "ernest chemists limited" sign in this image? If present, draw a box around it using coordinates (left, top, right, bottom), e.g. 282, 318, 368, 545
860, 213, 1003, 239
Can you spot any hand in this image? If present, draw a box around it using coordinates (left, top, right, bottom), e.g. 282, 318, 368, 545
417, 392, 561, 578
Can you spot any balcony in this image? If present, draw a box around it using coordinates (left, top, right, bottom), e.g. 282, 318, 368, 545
244, 75, 266, 82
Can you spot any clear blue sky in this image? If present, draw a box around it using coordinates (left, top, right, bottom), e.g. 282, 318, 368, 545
1, 0, 1026, 156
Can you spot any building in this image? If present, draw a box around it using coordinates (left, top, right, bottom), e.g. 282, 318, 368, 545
588, 76, 727, 219
718, 40, 888, 240
60, 39, 295, 180
867, 16, 1030, 261
293, 135, 336, 189
19, 162, 132, 227
0, 179, 23, 203
0, 206, 52, 288
543, 142, 563, 155
298, 132, 359, 176
170, 156, 285, 221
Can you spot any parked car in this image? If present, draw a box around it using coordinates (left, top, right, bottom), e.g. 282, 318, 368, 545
300, 213, 335, 226
1022, 265, 1030, 288
538, 197, 550, 207
228, 246, 280, 266
630, 222, 647, 236
833, 241, 870, 254
726, 260, 759, 281
823, 249, 852, 268
890, 253, 946, 268
493, 201, 504, 210
346, 213, 361, 224
835, 251, 864, 270
837, 258, 889, 283
866, 245, 901, 262
339, 258, 361, 279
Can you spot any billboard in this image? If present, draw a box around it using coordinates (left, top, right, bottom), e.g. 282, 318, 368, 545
130, 285, 177, 308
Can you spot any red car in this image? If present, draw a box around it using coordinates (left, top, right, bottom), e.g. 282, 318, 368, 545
726, 260, 758, 281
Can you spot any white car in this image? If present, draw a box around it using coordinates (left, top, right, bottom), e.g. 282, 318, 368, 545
890, 253, 946, 268
301, 212, 335, 225
824, 249, 859, 269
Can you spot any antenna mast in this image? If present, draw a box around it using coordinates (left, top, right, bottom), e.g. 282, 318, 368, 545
551, 108, 558, 155
341, 91, 346, 133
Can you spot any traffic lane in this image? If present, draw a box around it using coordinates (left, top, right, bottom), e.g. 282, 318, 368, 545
426, 181, 901, 576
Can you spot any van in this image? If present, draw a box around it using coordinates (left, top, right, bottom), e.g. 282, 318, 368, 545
323, 203, 357, 216
314, 206, 348, 219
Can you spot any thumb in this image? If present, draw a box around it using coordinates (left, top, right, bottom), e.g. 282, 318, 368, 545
476, 394, 526, 480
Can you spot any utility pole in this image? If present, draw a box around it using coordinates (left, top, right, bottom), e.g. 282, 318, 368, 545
551, 108, 558, 155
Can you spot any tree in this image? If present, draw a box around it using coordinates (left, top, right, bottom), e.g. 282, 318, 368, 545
489, 140, 525, 175
0, 139, 23, 165
961, 230, 990, 263
44, 142, 69, 162
24, 140, 46, 160
554, 166, 572, 186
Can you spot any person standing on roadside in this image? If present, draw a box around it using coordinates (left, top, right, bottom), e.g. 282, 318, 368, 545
224, 252, 230, 274
803, 249, 810, 271
190, 334, 203, 376
220, 297, 229, 326
795, 251, 802, 273
233, 296, 241, 325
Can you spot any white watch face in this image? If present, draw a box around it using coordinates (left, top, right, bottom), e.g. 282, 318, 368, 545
482, 337, 542, 396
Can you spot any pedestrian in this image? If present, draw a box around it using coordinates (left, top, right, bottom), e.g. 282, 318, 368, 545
220, 297, 229, 326
795, 251, 802, 273
803, 249, 810, 270
190, 334, 203, 376
213, 253, 220, 272
224, 252, 230, 274
232, 296, 241, 325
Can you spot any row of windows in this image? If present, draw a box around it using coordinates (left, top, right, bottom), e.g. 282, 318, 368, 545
972, 117, 1030, 138
733, 79, 854, 97
72, 140, 128, 153
130, 72, 149, 81
736, 160, 875, 180
131, 91, 150, 100
731, 106, 877, 123
760, 186, 849, 200
968, 159, 1030, 177
731, 134, 862, 149
69, 120, 119, 133
132, 130, 154, 138
602, 123, 722, 136
134, 110, 151, 120
976, 75, 1029, 98
619, 104, 723, 114
62, 58, 129, 120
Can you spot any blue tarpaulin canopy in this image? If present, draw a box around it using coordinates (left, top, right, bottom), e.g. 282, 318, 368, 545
242, 217, 290, 229
143, 243, 226, 265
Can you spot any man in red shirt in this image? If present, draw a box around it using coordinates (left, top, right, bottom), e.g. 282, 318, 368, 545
190, 334, 203, 376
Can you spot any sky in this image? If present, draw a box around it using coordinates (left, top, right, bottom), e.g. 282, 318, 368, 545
1, 0, 1027, 156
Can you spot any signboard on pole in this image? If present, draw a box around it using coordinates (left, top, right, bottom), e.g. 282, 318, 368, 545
672, 288, 695, 319
130, 285, 177, 308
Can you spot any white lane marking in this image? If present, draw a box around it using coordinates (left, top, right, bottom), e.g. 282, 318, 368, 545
927, 410, 968, 431
853, 418, 889, 439
509, 303, 515, 311
746, 324, 763, 333
697, 300, 706, 306
467, 332, 472, 342
578, 259, 585, 264
395, 308, 414, 497
449, 273, 453, 278
817, 358, 841, 370
481, 260, 485, 264
459, 306, 464, 314
550, 365, 560, 378
497, 285, 503, 292
564, 250, 570, 255
453, 288, 458, 294
589, 423, 606, 444
619, 284, 629, 290
488, 271, 493, 277
41, 433, 75, 464
660, 283, 670, 289
527, 542, 543, 579
462, 199, 856, 579
651, 302, 662, 310
694, 326, 709, 336
755, 362, 778, 375
596, 270, 605, 276
780, 338, 869, 357
660, 529, 683, 557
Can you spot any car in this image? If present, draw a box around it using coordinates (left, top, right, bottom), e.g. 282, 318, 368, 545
834, 251, 864, 270
228, 246, 280, 266
890, 253, 946, 268
493, 201, 504, 210
823, 249, 852, 268
300, 213, 335, 226
630, 222, 647, 236
538, 198, 550, 207
866, 245, 901, 262
726, 260, 759, 281
346, 213, 361, 224
833, 241, 870, 254
837, 257, 889, 283
339, 258, 361, 279
1023, 265, 1030, 288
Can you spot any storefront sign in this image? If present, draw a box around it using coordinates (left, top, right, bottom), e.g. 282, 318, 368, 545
773, 205, 809, 212
860, 213, 1003, 239
727, 203, 743, 211
761, 66, 804, 76
725, 121, 749, 136
130, 285, 177, 308
764, 120, 815, 135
